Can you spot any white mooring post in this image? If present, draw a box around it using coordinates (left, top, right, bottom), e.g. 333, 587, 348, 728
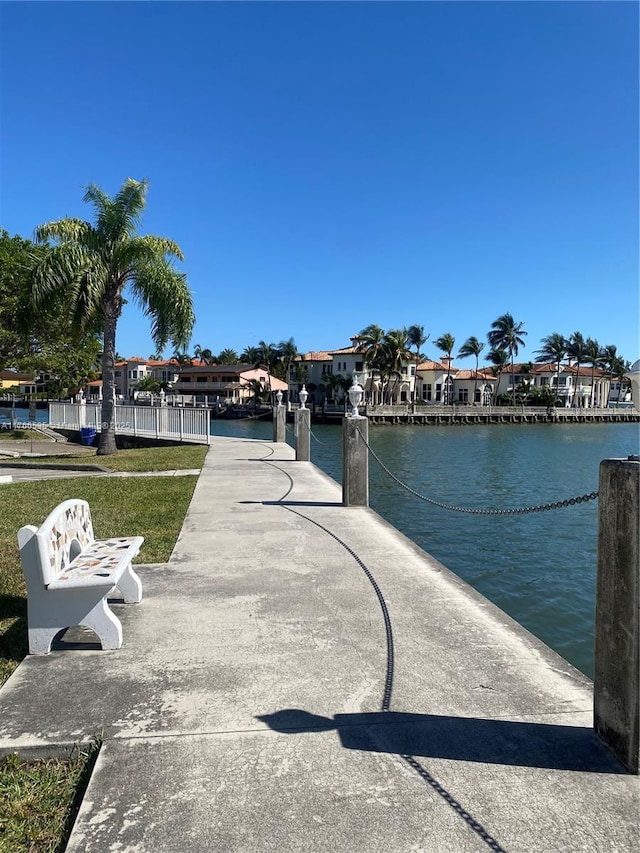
273, 389, 286, 443
342, 374, 368, 507
295, 385, 310, 461
594, 455, 640, 774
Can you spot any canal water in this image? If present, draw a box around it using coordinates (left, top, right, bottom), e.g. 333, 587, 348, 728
211, 416, 639, 679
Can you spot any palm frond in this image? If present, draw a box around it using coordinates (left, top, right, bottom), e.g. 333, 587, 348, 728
131, 263, 194, 350
35, 218, 94, 247
112, 178, 149, 238
137, 234, 184, 262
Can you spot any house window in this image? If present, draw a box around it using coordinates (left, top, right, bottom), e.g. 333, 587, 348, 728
401, 366, 407, 375
182, 376, 191, 383
423, 383, 432, 401
400, 390, 407, 402
458, 389, 468, 403
410, 366, 415, 375
435, 382, 442, 402
196, 376, 207, 383
474, 389, 482, 403
355, 361, 363, 372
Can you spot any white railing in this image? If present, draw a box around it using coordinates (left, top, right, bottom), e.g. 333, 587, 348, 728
49, 403, 211, 445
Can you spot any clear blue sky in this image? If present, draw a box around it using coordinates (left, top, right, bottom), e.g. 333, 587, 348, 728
1, 1, 638, 364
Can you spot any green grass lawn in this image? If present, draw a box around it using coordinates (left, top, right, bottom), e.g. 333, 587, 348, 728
0, 445, 205, 851
0, 745, 98, 853
3, 444, 208, 472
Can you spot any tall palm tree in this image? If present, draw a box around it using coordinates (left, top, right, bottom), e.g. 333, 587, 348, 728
33, 178, 194, 455
257, 341, 280, 390
278, 337, 298, 385
486, 348, 508, 404
535, 333, 567, 404
217, 348, 238, 365
353, 324, 386, 404
583, 337, 604, 408
407, 324, 428, 408
382, 328, 411, 404
565, 332, 586, 407
241, 345, 261, 365
457, 336, 484, 404
612, 357, 632, 406
172, 349, 193, 366
601, 344, 618, 404
487, 313, 527, 406
435, 333, 455, 404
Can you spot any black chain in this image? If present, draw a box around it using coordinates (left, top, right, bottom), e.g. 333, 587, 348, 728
356, 426, 598, 515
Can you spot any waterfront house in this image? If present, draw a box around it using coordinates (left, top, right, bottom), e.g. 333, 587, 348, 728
0, 370, 36, 395
493, 362, 610, 407
173, 364, 287, 406
114, 357, 181, 400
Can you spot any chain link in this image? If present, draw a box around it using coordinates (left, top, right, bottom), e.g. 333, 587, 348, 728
356, 426, 598, 515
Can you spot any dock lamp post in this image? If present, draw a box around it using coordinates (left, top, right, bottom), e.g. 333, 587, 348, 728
273, 388, 286, 443
343, 373, 369, 506
295, 385, 310, 461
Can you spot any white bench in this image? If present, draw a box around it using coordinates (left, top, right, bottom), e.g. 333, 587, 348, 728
18, 498, 144, 654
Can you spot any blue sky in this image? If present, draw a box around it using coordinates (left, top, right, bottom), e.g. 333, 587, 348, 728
1, 1, 638, 364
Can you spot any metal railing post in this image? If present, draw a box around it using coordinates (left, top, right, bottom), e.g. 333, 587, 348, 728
594, 455, 640, 773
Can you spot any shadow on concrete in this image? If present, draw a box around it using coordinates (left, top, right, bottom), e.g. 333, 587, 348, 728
264, 500, 343, 507
257, 708, 626, 774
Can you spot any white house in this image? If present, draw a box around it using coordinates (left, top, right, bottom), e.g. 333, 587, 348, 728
493, 363, 610, 407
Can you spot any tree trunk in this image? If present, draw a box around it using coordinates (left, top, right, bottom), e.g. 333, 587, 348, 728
98, 309, 118, 456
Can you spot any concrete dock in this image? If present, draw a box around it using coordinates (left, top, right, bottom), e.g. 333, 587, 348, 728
0, 435, 638, 851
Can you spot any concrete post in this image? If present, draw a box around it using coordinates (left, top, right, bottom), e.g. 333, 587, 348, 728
594, 456, 640, 774
295, 408, 310, 461
342, 415, 369, 506
273, 405, 286, 443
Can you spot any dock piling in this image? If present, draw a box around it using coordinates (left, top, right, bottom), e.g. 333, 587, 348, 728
594, 455, 640, 773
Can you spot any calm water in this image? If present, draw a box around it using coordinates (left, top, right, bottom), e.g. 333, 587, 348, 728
211, 416, 640, 679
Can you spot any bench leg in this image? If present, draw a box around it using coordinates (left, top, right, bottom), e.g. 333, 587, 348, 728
82, 597, 123, 650
116, 564, 143, 604
28, 626, 63, 656
27, 592, 123, 654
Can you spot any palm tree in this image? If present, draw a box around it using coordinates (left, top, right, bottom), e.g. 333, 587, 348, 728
33, 178, 194, 455
565, 332, 586, 407
217, 348, 239, 365
486, 348, 508, 404
612, 357, 632, 406
353, 324, 386, 404
583, 338, 604, 408
240, 346, 261, 365
257, 341, 280, 390
487, 313, 527, 406
535, 333, 567, 404
407, 324, 428, 408
382, 328, 411, 404
172, 349, 193, 366
435, 333, 456, 404
457, 336, 484, 404
278, 337, 298, 385
601, 344, 619, 404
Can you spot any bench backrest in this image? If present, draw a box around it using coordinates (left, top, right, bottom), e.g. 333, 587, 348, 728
20, 499, 95, 586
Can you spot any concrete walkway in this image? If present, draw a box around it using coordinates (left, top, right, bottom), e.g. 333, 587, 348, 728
0, 436, 637, 852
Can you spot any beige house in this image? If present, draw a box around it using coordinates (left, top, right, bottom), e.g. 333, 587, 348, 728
173, 364, 287, 405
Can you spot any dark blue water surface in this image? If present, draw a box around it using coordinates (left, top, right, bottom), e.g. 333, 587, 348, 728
211, 417, 640, 679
